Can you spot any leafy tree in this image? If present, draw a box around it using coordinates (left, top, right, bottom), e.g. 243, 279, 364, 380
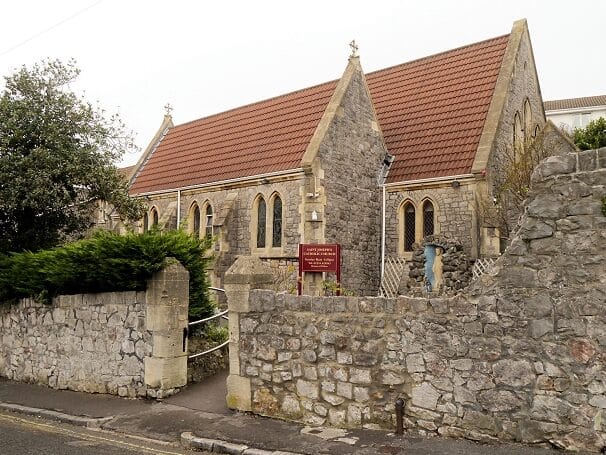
0, 59, 143, 253
573, 117, 606, 150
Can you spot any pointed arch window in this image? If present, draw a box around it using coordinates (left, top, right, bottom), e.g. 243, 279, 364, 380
423, 201, 434, 237
189, 203, 201, 237
205, 204, 213, 237
272, 195, 282, 247
143, 212, 149, 232
256, 197, 266, 248
404, 203, 416, 252
150, 207, 159, 229
513, 112, 523, 159
523, 99, 532, 142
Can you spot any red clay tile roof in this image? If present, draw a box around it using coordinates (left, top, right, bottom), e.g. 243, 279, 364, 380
368, 34, 510, 183
544, 95, 606, 111
129, 81, 337, 194
131, 34, 510, 193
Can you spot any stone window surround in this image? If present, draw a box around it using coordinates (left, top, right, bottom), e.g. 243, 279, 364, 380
203, 200, 213, 238
397, 197, 440, 259
523, 98, 532, 142
514, 97, 537, 160
143, 206, 159, 232
513, 111, 523, 156
250, 191, 284, 256
186, 199, 214, 239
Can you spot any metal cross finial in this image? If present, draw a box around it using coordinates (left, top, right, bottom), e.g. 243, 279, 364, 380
349, 39, 359, 58
164, 102, 173, 116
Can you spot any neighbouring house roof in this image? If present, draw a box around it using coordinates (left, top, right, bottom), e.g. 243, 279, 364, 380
544, 95, 606, 112
130, 34, 510, 194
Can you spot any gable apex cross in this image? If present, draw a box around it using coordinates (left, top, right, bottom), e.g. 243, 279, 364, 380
349, 40, 358, 58
164, 103, 173, 116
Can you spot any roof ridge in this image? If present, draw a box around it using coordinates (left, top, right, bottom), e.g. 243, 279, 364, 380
172, 79, 339, 132
365, 33, 510, 78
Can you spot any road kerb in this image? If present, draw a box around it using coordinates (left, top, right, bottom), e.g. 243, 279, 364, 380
180, 431, 302, 455
0, 401, 113, 428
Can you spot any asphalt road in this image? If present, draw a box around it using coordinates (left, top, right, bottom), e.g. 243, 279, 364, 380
0, 411, 206, 455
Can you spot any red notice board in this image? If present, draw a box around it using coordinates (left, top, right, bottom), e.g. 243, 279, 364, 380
298, 244, 341, 295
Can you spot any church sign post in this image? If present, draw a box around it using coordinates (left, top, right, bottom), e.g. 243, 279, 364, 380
298, 243, 341, 296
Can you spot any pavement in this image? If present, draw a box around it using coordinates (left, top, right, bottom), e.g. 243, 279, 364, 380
0, 372, 590, 455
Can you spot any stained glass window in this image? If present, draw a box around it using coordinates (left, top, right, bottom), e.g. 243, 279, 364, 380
404, 203, 415, 252
423, 201, 434, 237
257, 198, 266, 248
205, 204, 213, 237
192, 204, 200, 236
272, 196, 282, 247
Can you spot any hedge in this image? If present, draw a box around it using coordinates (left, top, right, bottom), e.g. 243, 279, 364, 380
0, 229, 214, 318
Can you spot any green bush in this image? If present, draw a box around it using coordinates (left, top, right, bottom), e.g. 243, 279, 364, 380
0, 229, 214, 318
573, 117, 606, 151
204, 323, 229, 344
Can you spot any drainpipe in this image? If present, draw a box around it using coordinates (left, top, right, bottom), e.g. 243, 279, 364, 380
381, 184, 386, 281
176, 189, 181, 228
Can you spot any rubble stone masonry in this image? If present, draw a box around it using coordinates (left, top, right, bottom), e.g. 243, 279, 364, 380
0, 262, 190, 398
227, 148, 606, 452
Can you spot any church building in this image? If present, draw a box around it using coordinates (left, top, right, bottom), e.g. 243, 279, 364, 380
117, 19, 546, 296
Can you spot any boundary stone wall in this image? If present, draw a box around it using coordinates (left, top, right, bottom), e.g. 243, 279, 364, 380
0, 262, 190, 398
226, 148, 606, 452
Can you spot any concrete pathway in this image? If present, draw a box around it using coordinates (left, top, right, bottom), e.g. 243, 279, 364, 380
164, 369, 230, 414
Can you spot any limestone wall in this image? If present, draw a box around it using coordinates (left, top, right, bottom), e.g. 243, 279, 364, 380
226, 148, 606, 452
0, 263, 190, 398
319, 67, 387, 295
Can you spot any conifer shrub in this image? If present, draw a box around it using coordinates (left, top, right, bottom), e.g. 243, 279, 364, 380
0, 229, 214, 318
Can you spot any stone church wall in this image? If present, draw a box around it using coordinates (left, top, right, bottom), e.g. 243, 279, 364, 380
0, 263, 190, 399
144, 177, 304, 289
384, 181, 478, 258
484, 25, 546, 233
227, 148, 606, 452
319, 69, 387, 295
488, 26, 545, 172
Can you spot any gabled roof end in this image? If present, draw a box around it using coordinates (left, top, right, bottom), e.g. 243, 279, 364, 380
129, 113, 174, 189
300, 56, 365, 169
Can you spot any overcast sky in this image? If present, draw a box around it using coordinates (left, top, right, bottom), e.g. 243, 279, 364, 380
1, 0, 604, 167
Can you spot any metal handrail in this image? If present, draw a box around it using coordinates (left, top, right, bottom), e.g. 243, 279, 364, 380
187, 286, 229, 360
188, 309, 228, 327
188, 340, 229, 360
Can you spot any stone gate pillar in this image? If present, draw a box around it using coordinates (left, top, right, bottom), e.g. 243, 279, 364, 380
224, 256, 273, 411
144, 260, 189, 396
